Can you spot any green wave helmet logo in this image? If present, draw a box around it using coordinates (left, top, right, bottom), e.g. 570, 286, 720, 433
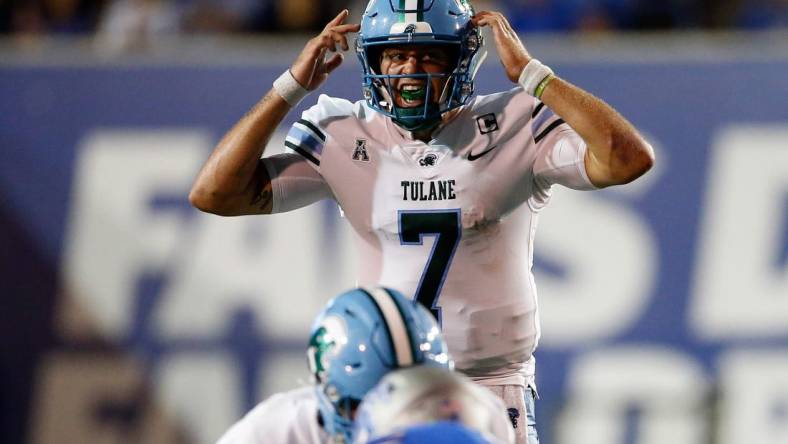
307, 316, 348, 382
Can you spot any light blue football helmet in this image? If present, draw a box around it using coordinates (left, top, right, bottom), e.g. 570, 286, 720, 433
356, 0, 486, 132
307, 286, 451, 444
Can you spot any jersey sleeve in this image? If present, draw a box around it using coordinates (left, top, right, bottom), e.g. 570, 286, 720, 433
215, 393, 289, 444
530, 100, 596, 192
283, 94, 354, 169
263, 95, 356, 214
215, 388, 326, 444
261, 153, 333, 214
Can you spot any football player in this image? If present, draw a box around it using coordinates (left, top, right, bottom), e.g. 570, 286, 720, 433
353, 366, 515, 444
216, 287, 450, 444
190, 1, 655, 443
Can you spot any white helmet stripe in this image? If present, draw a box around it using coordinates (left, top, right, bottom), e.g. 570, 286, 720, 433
366, 287, 414, 366
404, 0, 419, 23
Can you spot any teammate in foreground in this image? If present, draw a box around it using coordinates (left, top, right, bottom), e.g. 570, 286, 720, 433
191, 1, 655, 443
216, 287, 450, 444
353, 366, 515, 444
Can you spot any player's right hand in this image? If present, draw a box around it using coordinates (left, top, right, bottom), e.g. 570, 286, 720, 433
290, 9, 360, 91
472, 11, 532, 83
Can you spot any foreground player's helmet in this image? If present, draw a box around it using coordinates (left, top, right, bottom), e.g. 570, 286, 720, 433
356, 0, 486, 131
353, 366, 515, 444
365, 422, 493, 444
307, 287, 451, 444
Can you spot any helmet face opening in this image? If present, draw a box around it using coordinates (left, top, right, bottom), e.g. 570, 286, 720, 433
357, 0, 485, 131
372, 72, 448, 132
365, 42, 460, 75
335, 397, 362, 420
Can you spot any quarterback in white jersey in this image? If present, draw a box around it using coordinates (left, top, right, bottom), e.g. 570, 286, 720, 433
191, 2, 654, 443
270, 88, 593, 389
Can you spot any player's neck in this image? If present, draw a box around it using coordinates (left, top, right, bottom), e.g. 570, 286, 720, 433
412, 129, 434, 143
410, 108, 461, 143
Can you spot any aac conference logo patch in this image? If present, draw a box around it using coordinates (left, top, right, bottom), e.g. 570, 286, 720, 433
353, 138, 370, 162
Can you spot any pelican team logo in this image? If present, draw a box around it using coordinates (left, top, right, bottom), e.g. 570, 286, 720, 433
404, 24, 417, 34
418, 153, 438, 167
307, 315, 349, 382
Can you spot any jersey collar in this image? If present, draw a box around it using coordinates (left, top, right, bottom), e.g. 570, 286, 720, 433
385, 105, 469, 145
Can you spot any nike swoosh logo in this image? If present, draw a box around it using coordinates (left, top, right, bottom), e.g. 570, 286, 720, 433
467, 145, 498, 161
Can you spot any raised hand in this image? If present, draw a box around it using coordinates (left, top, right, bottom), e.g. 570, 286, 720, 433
472, 11, 532, 83
290, 9, 361, 91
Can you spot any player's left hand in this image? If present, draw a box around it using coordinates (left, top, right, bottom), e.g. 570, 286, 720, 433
472, 11, 532, 83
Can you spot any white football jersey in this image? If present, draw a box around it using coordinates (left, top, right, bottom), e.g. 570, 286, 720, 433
216, 387, 329, 444
264, 87, 595, 387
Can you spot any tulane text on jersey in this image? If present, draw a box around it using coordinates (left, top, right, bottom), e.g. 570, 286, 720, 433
400, 180, 457, 201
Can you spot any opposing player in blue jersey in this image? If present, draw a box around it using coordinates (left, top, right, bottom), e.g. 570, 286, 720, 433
191, 1, 654, 443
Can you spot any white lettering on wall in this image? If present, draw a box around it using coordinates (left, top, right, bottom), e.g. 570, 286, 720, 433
691, 125, 788, 338
62, 129, 212, 337
718, 349, 788, 444
557, 347, 708, 444
156, 354, 238, 443
536, 190, 659, 346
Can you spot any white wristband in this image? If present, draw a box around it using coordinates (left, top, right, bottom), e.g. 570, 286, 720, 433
273, 70, 309, 106
518, 59, 554, 97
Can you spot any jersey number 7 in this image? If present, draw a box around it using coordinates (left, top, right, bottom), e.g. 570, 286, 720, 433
398, 209, 462, 326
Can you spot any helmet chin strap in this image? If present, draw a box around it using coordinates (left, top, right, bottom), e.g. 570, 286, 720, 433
391, 104, 443, 132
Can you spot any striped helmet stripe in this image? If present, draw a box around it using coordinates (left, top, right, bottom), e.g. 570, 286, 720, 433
400, 0, 423, 23
364, 287, 415, 367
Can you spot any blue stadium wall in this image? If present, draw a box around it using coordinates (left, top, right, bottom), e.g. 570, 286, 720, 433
2, 52, 788, 444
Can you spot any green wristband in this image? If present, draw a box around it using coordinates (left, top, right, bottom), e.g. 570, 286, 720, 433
534, 74, 555, 99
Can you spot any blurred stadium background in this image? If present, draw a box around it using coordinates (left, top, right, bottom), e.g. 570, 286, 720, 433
2, 1, 788, 443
